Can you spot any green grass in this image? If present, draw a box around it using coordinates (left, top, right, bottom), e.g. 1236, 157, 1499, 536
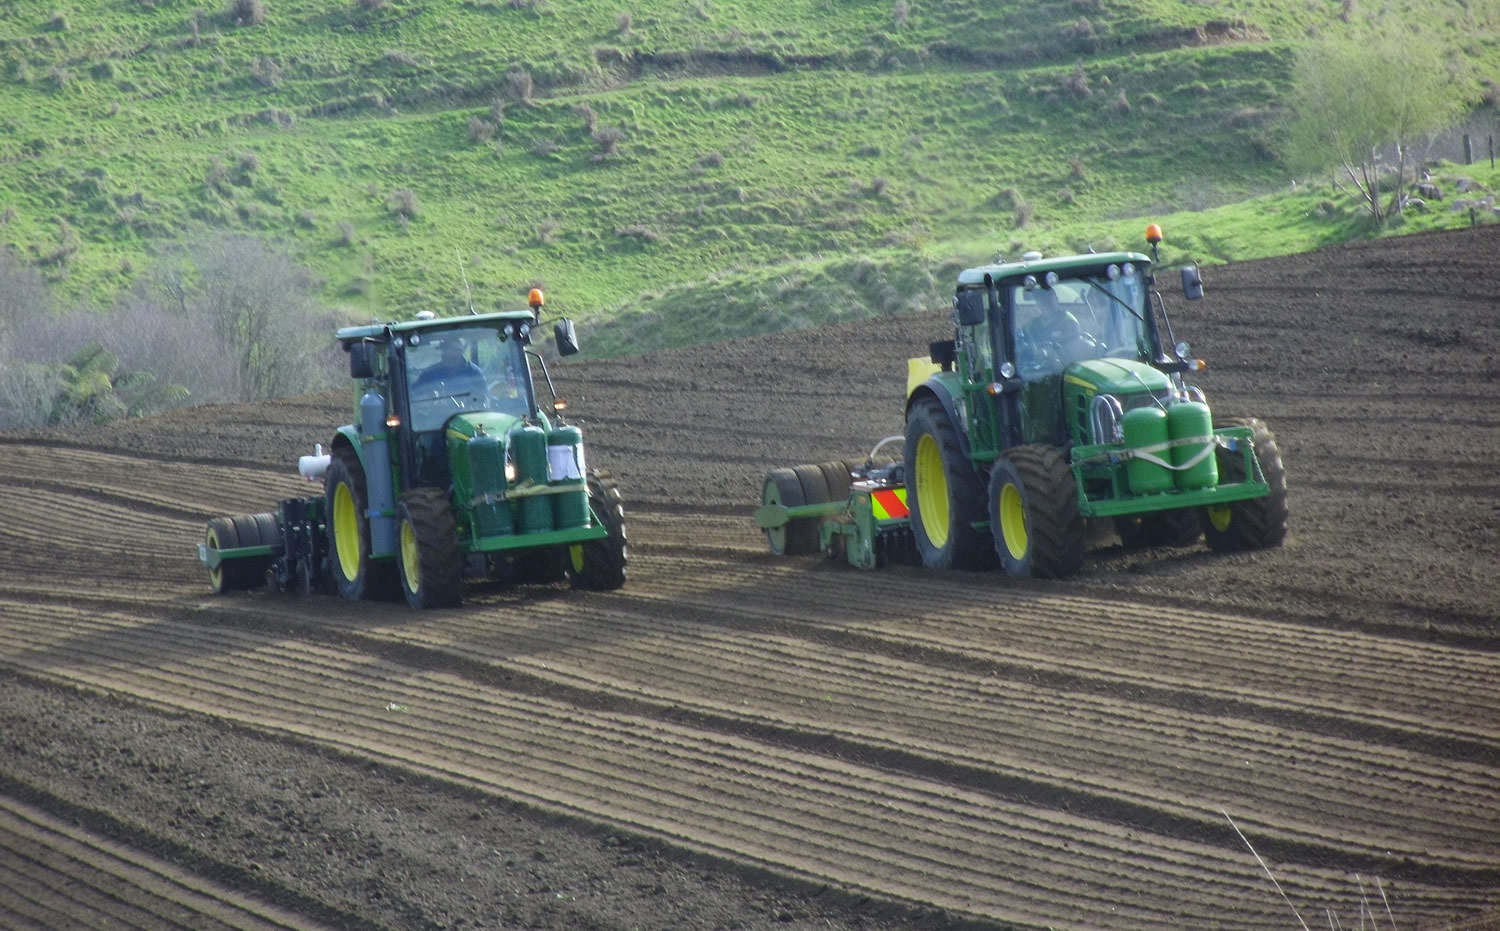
0, 0, 1497, 350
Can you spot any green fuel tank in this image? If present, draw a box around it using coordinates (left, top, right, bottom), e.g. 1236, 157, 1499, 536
467, 425, 513, 538
510, 423, 555, 533
1122, 407, 1173, 495
1168, 401, 1218, 490
547, 426, 589, 529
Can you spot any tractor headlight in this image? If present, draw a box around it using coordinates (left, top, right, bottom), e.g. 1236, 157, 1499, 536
504, 456, 517, 483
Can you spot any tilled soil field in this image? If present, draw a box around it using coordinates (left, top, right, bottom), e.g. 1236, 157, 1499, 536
1, 226, 1497, 930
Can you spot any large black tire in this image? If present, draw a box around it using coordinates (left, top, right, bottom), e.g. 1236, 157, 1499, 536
989, 445, 1084, 578
762, 467, 819, 556
395, 488, 463, 609
904, 397, 993, 570
569, 471, 628, 591
1202, 417, 1289, 553
818, 460, 855, 504
204, 517, 242, 594
236, 511, 279, 590
1114, 508, 1202, 550
325, 449, 398, 601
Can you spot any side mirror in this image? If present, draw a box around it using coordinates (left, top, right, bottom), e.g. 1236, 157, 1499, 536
954, 290, 986, 327
1181, 265, 1204, 301
348, 341, 375, 379
554, 318, 580, 357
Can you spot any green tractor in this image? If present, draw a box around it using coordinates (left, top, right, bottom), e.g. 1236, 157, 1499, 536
198, 291, 627, 607
756, 226, 1288, 577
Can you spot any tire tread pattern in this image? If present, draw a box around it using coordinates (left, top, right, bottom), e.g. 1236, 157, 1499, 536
1203, 417, 1289, 553
1003, 445, 1085, 578
398, 487, 463, 608
570, 470, 627, 591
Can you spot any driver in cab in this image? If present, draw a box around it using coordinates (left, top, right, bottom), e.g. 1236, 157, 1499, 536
414, 338, 484, 393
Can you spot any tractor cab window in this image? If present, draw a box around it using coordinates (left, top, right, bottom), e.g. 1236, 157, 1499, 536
1011, 274, 1150, 375
405, 325, 531, 431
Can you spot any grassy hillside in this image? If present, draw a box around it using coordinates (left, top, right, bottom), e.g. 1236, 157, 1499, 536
1, 0, 1497, 347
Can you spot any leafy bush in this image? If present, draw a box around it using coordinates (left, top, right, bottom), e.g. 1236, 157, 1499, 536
227, 0, 266, 26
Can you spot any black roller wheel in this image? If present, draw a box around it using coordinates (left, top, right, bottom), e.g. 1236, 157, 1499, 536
989, 445, 1084, 578
818, 460, 855, 504
762, 467, 820, 556
204, 517, 242, 594
1202, 417, 1288, 552
904, 397, 993, 570
1114, 508, 1202, 550
395, 487, 463, 609
569, 470, 628, 591
325, 449, 399, 601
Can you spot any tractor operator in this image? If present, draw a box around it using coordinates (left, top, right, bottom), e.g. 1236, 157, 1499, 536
414, 338, 484, 391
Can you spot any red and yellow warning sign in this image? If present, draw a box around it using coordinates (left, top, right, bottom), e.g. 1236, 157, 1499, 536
870, 487, 908, 520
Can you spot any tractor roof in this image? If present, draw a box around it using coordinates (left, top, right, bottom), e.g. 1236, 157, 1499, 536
335, 310, 538, 344
955, 251, 1151, 288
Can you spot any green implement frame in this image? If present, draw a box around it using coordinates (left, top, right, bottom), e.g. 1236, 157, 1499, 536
754, 483, 915, 570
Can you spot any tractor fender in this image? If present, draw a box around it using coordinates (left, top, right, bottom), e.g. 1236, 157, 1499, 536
905, 378, 971, 460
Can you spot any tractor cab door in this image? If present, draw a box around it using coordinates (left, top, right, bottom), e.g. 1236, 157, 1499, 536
953, 287, 1011, 460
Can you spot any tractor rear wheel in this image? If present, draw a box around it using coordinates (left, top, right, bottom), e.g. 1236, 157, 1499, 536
762, 467, 820, 556
904, 398, 993, 570
1202, 417, 1288, 553
569, 471, 628, 590
325, 450, 398, 601
1114, 509, 1202, 550
988, 445, 1084, 578
396, 488, 463, 609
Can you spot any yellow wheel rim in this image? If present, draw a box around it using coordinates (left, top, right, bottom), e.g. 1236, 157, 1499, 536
999, 481, 1028, 561
333, 482, 361, 581
569, 544, 585, 573
400, 518, 421, 594
914, 433, 950, 548
206, 526, 225, 591
1207, 505, 1232, 533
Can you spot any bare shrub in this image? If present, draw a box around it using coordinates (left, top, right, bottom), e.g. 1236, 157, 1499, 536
297, 209, 317, 229
1481, 78, 1499, 108
1111, 89, 1130, 114
505, 69, 534, 105
532, 139, 559, 158
227, 0, 265, 26
1069, 155, 1087, 181
1058, 187, 1075, 205
39, 220, 81, 268
869, 176, 889, 196
614, 224, 660, 242
1064, 61, 1090, 98
1340, 0, 1354, 22
0, 206, 15, 225
45, 65, 71, 91
91, 60, 117, 80
1013, 199, 1035, 228
237, 151, 259, 181
592, 125, 625, 157
389, 189, 419, 219
615, 10, 631, 34
250, 55, 282, 86
467, 116, 497, 142
45, 11, 68, 31
204, 158, 232, 196
383, 48, 419, 68
698, 150, 724, 168
336, 220, 355, 246
536, 217, 560, 245
1062, 17, 1095, 46
892, 0, 908, 27
576, 102, 598, 130
488, 96, 506, 124
357, 0, 386, 9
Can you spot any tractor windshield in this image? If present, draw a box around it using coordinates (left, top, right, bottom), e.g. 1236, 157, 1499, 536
1011, 272, 1150, 375
405, 324, 533, 432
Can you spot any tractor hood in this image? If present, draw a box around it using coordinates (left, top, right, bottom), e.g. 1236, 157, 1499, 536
1063, 358, 1171, 399
445, 410, 529, 441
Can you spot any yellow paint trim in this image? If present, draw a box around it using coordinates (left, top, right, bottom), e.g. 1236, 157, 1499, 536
1207, 505, 1232, 533
999, 481, 1028, 560
906, 357, 941, 400
333, 482, 361, 581
914, 433, 949, 547
400, 518, 421, 594
569, 544, 585, 573
1063, 374, 1097, 392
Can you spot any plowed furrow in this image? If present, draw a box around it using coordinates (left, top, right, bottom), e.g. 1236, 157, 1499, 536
619, 556, 1500, 740
0, 795, 313, 931
1, 604, 1482, 929
277, 592, 1500, 867
0, 487, 199, 563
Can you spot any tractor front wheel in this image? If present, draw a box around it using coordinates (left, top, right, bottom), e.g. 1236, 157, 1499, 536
1201, 417, 1289, 553
325, 450, 398, 601
568, 471, 628, 590
904, 398, 993, 570
988, 445, 1084, 578
396, 488, 464, 609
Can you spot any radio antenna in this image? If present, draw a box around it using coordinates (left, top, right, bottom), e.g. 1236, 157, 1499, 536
457, 250, 477, 315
